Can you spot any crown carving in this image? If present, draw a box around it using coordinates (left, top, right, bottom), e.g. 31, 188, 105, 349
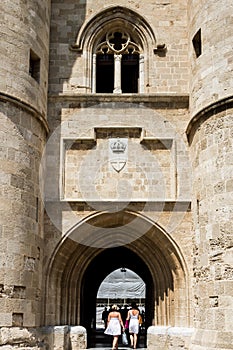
110, 139, 127, 153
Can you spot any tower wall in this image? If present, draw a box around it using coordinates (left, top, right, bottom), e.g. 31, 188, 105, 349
0, 0, 50, 114
0, 103, 46, 328
0, 0, 50, 335
189, 0, 233, 116
189, 109, 233, 350
188, 1, 233, 349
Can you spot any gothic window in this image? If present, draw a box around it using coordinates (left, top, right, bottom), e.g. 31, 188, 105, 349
93, 30, 141, 93
71, 6, 156, 94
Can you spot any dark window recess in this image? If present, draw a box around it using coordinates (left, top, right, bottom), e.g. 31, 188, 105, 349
121, 54, 139, 93
13, 286, 26, 299
12, 313, 23, 327
36, 197, 39, 222
29, 50, 40, 83
96, 53, 139, 93
96, 54, 114, 93
192, 29, 202, 58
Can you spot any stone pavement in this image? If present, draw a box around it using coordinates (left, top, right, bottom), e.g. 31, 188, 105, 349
89, 329, 147, 349
88, 347, 147, 350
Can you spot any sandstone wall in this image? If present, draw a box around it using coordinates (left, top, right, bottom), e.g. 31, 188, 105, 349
0, 0, 50, 115
0, 101, 46, 327
1, 0, 233, 349
43, 96, 193, 330
0, 325, 87, 350
0, 0, 50, 331
189, 110, 233, 349
188, 0, 233, 116
49, 0, 189, 94
188, 2, 233, 348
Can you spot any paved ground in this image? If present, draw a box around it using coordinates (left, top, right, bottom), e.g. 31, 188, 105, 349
88, 347, 147, 350
89, 329, 147, 349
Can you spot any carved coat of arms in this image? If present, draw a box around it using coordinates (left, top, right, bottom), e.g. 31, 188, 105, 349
109, 138, 128, 172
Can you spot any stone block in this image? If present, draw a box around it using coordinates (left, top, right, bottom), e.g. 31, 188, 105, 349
0, 327, 37, 346
53, 326, 69, 350
69, 326, 87, 350
147, 326, 194, 350
0, 314, 12, 327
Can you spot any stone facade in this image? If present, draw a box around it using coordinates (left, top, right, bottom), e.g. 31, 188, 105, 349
0, 1, 233, 350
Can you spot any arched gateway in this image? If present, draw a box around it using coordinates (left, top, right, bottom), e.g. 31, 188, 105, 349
44, 210, 189, 346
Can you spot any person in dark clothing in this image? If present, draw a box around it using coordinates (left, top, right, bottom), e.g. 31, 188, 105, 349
120, 305, 128, 324
102, 307, 109, 329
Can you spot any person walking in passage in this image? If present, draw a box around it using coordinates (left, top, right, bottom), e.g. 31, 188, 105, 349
104, 304, 125, 350
126, 302, 140, 349
102, 307, 109, 329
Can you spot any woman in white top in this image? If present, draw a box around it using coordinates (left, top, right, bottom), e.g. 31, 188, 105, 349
126, 302, 140, 349
104, 305, 125, 350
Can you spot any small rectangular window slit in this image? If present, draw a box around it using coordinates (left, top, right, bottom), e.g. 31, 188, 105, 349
29, 49, 40, 83
192, 29, 202, 58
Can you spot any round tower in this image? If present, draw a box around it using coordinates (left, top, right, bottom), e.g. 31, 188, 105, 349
188, 1, 233, 349
189, 0, 233, 115
0, 0, 50, 332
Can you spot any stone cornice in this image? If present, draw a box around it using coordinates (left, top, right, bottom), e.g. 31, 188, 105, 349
186, 95, 233, 144
66, 200, 192, 212
0, 92, 49, 134
48, 93, 189, 109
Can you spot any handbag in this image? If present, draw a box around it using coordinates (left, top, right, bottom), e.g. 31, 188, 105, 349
124, 319, 129, 329
122, 331, 128, 345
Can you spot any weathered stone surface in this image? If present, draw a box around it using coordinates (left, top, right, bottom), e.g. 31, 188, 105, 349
69, 326, 87, 350
147, 326, 194, 350
0, 326, 87, 349
0, 1, 233, 350
0, 327, 38, 346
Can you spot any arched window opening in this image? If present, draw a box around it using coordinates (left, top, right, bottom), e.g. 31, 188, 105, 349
71, 6, 157, 94
94, 30, 141, 93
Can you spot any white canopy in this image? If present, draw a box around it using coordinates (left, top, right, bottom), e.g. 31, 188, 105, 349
97, 268, 145, 299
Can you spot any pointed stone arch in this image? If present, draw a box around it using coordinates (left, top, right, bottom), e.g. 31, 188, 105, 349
71, 6, 157, 53
70, 6, 157, 93
43, 210, 190, 332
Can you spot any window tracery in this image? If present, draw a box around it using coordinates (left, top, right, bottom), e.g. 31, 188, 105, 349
71, 6, 158, 94
93, 30, 142, 94
96, 31, 140, 55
